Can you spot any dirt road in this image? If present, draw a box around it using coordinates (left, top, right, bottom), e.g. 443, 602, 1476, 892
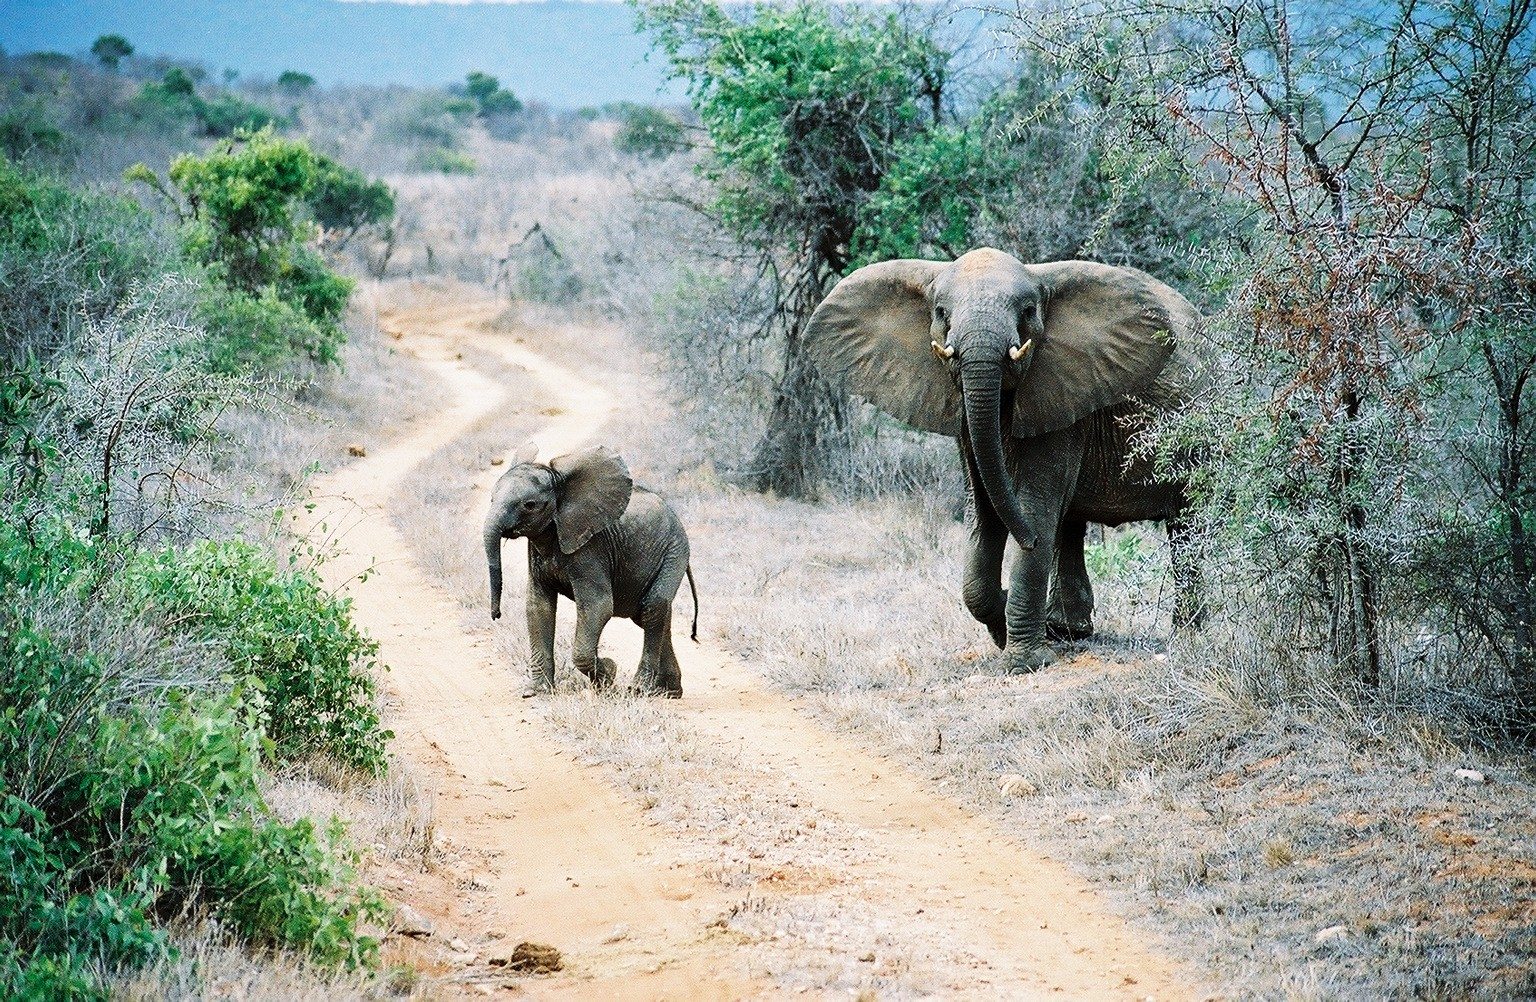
311, 299, 1200, 999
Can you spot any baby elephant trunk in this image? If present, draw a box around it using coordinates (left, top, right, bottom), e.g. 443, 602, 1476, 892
484, 524, 504, 620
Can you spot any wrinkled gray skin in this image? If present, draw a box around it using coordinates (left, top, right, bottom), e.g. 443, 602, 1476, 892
483, 444, 697, 698
808, 248, 1205, 673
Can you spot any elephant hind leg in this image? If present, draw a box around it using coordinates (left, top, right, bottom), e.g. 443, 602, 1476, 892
1047, 519, 1095, 641
633, 597, 682, 698
1168, 517, 1206, 631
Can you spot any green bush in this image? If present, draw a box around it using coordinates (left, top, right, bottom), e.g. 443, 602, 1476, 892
196, 94, 281, 138
133, 70, 282, 139
0, 615, 382, 991
0, 102, 73, 162
197, 283, 340, 372
309, 160, 395, 242
613, 103, 686, 159
117, 539, 389, 774
128, 129, 363, 369
415, 146, 476, 175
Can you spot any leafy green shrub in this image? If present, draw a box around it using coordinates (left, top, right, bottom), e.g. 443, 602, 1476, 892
613, 103, 686, 159
0, 547, 382, 995
84, 689, 384, 963
133, 70, 282, 139
196, 94, 281, 138
414, 146, 476, 175
117, 539, 389, 774
0, 102, 73, 162
197, 283, 340, 372
0, 793, 161, 1000
309, 159, 395, 244
128, 129, 362, 369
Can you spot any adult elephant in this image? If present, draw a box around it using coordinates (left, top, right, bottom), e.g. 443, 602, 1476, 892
807, 248, 1204, 672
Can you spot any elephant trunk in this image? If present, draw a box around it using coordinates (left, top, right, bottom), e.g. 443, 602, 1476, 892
961, 358, 1037, 552
484, 523, 504, 620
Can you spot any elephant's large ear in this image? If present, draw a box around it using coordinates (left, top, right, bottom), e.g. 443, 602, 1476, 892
550, 446, 633, 555
1011, 262, 1196, 438
805, 259, 957, 436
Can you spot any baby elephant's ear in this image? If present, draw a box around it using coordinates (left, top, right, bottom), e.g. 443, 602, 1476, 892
550, 446, 633, 554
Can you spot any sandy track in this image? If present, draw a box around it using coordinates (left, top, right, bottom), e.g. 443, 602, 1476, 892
312, 299, 1199, 999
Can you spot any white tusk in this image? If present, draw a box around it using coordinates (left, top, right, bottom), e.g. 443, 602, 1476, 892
931, 340, 955, 360
1009, 338, 1034, 361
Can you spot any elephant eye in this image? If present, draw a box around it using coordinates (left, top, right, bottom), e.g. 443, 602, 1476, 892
521, 499, 541, 511
934, 305, 948, 321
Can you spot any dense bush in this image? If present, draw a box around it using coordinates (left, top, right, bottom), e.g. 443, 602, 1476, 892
116, 539, 389, 774
0, 72, 395, 989
136, 68, 282, 138
0, 522, 385, 996
637, 0, 950, 498
127, 128, 370, 367
309, 158, 395, 246
612, 102, 686, 159
0, 157, 170, 352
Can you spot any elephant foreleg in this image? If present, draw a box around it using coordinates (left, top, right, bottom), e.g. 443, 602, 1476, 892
1047, 519, 1095, 641
1005, 539, 1058, 672
962, 473, 1010, 649
524, 579, 558, 697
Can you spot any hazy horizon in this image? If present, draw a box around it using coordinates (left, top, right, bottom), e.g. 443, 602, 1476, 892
0, 0, 679, 107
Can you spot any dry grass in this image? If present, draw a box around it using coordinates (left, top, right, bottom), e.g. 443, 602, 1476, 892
112, 921, 429, 1001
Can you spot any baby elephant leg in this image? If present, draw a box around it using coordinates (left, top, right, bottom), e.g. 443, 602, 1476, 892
579, 657, 618, 690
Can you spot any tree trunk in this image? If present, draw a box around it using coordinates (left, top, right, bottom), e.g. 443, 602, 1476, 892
748, 314, 847, 498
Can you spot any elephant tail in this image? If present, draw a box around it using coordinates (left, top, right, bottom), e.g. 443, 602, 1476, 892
686, 564, 699, 642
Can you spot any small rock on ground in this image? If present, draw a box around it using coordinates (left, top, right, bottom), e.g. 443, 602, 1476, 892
392, 903, 433, 939
489, 941, 563, 972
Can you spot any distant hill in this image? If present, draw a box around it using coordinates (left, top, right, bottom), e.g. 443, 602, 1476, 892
0, 0, 678, 107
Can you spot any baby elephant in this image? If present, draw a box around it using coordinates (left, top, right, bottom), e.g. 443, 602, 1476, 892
483, 442, 697, 698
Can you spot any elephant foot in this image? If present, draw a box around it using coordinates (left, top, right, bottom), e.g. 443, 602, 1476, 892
1004, 645, 1058, 674
626, 679, 682, 699
1046, 619, 1094, 642
520, 675, 554, 698
576, 657, 618, 690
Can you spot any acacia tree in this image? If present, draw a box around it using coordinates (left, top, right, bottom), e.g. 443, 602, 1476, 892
1014, 0, 1536, 708
635, 0, 949, 497
1402, 0, 1536, 717
90, 34, 133, 71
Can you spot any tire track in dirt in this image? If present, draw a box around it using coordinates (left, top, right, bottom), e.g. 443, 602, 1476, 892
313, 298, 1202, 999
